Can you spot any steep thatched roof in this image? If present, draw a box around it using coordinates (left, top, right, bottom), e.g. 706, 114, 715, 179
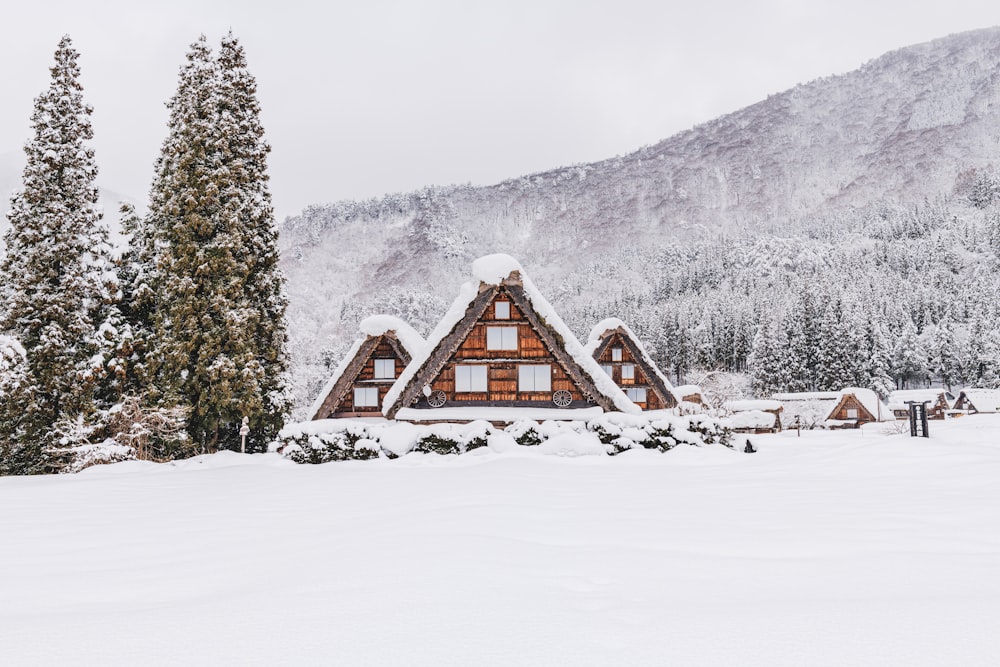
584, 317, 679, 409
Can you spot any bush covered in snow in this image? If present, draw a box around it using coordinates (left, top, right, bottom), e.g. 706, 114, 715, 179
274, 414, 733, 463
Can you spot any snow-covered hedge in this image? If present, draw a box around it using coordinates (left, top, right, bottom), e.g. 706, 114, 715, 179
274, 414, 733, 463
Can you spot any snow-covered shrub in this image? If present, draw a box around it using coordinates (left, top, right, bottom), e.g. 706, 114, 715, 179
682, 415, 733, 448
506, 420, 543, 446
413, 421, 493, 455
48, 414, 136, 473
281, 422, 380, 463
413, 432, 463, 455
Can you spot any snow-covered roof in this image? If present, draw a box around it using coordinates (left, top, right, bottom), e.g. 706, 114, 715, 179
583, 317, 680, 406
674, 385, 703, 397
727, 399, 783, 412
886, 389, 951, 411
772, 392, 840, 402
727, 410, 778, 430
831, 387, 894, 422
384, 254, 640, 416
955, 388, 1000, 413
308, 315, 425, 420
358, 315, 425, 359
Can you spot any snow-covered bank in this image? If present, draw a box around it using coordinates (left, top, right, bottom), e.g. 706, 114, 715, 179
2, 417, 1000, 665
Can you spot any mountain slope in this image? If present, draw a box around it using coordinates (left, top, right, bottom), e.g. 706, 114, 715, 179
280, 27, 1000, 410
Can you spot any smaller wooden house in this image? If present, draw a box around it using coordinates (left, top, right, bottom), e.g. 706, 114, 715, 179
584, 318, 679, 411
674, 384, 709, 413
825, 388, 894, 428
952, 388, 1000, 414
310, 316, 424, 420
886, 389, 954, 420
725, 400, 783, 433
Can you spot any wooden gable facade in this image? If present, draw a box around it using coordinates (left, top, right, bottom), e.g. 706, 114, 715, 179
384, 262, 635, 421
589, 327, 676, 410
311, 332, 414, 419
952, 389, 1000, 414
827, 393, 876, 428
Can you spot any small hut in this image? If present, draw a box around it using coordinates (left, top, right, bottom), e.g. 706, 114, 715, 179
674, 384, 709, 413
725, 400, 783, 433
382, 255, 638, 424
772, 392, 840, 429
886, 389, 954, 420
584, 318, 679, 410
952, 388, 1000, 414
825, 388, 894, 428
310, 316, 424, 420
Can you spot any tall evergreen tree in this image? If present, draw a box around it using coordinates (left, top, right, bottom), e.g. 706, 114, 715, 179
0, 36, 114, 474
144, 34, 290, 453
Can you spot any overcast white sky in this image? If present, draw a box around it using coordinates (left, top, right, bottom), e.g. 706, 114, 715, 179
3, 0, 1000, 221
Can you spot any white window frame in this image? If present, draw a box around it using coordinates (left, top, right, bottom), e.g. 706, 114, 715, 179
600, 364, 614, 377
626, 387, 647, 404
611, 347, 623, 361
494, 301, 511, 319
353, 386, 379, 408
486, 326, 518, 351
373, 358, 395, 379
518, 365, 552, 392
621, 363, 635, 380
455, 364, 488, 392
846, 408, 858, 419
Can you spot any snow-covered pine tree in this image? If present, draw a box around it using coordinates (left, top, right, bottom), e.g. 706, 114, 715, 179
0, 36, 115, 474
146, 34, 290, 453
211, 32, 292, 450
749, 316, 790, 396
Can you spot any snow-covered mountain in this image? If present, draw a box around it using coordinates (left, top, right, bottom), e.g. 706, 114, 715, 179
279, 27, 1000, 410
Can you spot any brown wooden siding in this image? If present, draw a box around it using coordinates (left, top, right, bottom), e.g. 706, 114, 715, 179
331, 336, 408, 417
594, 332, 663, 410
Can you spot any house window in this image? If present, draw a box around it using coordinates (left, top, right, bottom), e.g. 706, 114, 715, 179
455, 364, 488, 392
354, 387, 379, 408
611, 347, 623, 361
494, 301, 510, 319
600, 364, 613, 377
626, 387, 647, 404
373, 359, 395, 379
621, 364, 635, 380
486, 326, 518, 351
518, 365, 551, 392
846, 408, 858, 419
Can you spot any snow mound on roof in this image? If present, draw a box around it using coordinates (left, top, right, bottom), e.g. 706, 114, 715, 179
358, 315, 425, 357
471, 253, 524, 285
886, 389, 950, 410
957, 388, 1000, 413
727, 399, 782, 412
836, 387, 894, 422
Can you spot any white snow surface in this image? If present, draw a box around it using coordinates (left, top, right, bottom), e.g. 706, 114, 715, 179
727, 399, 783, 412
583, 317, 680, 404
4, 418, 1000, 665
384, 255, 640, 416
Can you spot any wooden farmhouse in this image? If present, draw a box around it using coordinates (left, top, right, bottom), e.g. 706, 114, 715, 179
583, 318, 679, 410
725, 400, 783, 433
825, 388, 894, 428
310, 316, 424, 420
382, 255, 640, 423
952, 388, 1000, 414
886, 389, 954, 420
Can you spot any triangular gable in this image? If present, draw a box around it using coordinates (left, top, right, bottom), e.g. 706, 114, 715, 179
384, 255, 639, 419
310, 316, 423, 420
825, 388, 892, 423
585, 318, 678, 410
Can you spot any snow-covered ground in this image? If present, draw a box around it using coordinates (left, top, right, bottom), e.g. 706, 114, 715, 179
2, 417, 1000, 666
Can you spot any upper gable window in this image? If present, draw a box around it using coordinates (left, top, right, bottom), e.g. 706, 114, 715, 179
611, 347, 623, 361
486, 326, 518, 351
846, 408, 858, 419
373, 359, 395, 379
494, 301, 511, 319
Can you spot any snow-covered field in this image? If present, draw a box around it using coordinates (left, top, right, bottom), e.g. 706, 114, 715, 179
3, 417, 1000, 666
